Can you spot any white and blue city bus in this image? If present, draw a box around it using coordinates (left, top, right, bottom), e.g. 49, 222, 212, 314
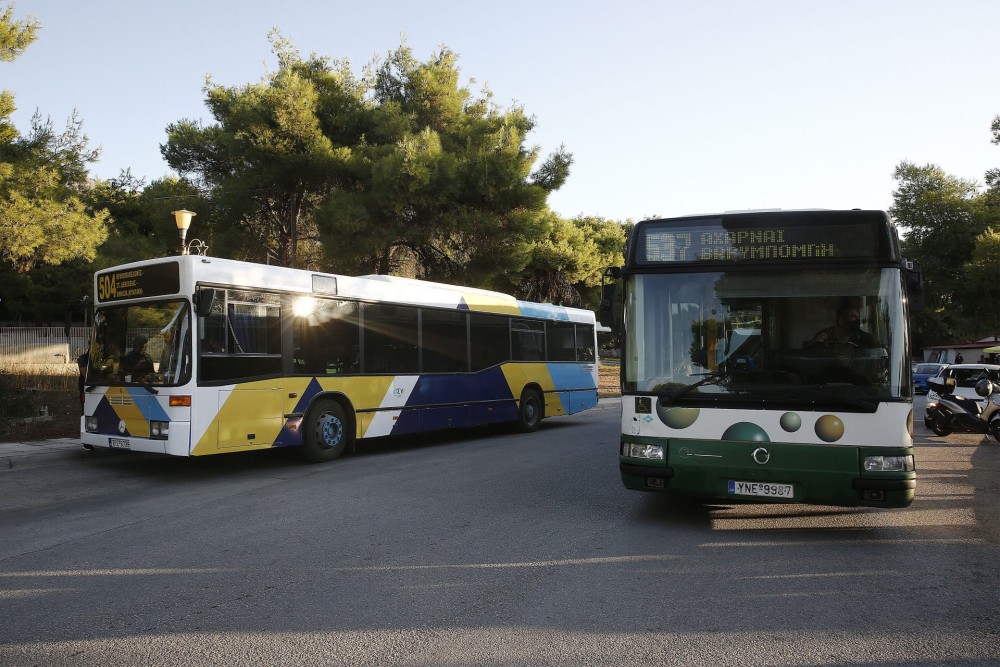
82, 256, 599, 461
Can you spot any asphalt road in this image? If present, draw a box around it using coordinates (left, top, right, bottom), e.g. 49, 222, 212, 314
1, 398, 998, 667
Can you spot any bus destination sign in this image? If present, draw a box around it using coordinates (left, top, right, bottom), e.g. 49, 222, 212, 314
640, 222, 878, 264
96, 262, 181, 303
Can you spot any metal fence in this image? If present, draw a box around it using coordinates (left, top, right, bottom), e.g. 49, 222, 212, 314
0, 327, 91, 364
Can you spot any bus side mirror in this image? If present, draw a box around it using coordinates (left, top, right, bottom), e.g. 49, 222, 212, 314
599, 267, 623, 332
196, 289, 217, 318
904, 259, 924, 312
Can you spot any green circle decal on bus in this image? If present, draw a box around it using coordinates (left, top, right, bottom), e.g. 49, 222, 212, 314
722, 422, 770, 442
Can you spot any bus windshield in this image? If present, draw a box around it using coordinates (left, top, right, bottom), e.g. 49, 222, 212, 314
624, 267, 908, 403
87, 300, 192, 387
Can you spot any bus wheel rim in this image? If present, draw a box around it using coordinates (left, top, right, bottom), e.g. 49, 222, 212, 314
320, 414, 343, 448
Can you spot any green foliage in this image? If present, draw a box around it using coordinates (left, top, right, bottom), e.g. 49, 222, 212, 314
163, 31, 359, 268
84, 172, 209, 267
891, 118, 1000, 346
314, 43, 570, 287
0, 3, 37, 63
961, 227, 1000, 332
502, 214, 626, 310
163, 35, 573, 287
0, 192, 107, 270
0, 7, 108, 278
985, 114, 1000, 203
0, 7, 111, 323
892, 161, 985, 311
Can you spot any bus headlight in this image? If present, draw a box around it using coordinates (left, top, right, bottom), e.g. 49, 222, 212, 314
864, 455, 914, 472
622, 443, 665, 461
85, 416, 98, 432
149, 420, 170, 440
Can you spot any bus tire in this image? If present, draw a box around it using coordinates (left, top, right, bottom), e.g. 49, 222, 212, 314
302, 399, 352, 463
517, 388, 543, 433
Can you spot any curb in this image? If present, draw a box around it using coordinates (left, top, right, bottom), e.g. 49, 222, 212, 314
0, 437, 88, 471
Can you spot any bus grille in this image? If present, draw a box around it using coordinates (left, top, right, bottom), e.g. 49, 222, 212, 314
106, 395, 135, 406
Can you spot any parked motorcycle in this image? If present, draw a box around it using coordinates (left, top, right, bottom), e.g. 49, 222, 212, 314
925, 376, 1000, 439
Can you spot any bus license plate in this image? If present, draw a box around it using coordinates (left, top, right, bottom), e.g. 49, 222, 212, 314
729, 480, 793, 498
109, 438, 130, 450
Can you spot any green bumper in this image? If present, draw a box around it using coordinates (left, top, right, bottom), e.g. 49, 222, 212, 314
619, 435, 915, 508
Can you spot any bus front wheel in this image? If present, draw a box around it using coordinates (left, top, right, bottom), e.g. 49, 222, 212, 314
517, 388, 543, 433
302, 399, 352, 463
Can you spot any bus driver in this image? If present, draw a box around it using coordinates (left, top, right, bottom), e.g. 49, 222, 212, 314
122, 334, 154, 380
806, 302, 875, 350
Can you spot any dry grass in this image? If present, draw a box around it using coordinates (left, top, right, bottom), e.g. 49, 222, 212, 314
0, 363, 81, 440
599, 359, 620, 398
0, 362, 79, 392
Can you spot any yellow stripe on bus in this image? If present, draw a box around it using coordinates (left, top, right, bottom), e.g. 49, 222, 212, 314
193, 375, 398, 454
500, 363, 566, 416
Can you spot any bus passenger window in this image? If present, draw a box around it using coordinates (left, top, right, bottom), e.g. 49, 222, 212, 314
577, 324, 596, 362
294, 299, 360, 376
362, 303, 418, 374
201, 298, 227, 353
512, 320, 544, 361
546, 321, 576, 361
422, 309, 469, 373
470, 313, 508, 370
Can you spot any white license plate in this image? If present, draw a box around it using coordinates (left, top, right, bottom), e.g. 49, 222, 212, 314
109, 438, 130, 450
729, 480, 793, 498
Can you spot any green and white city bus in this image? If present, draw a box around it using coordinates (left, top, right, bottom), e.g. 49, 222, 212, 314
610, 210, 921, 507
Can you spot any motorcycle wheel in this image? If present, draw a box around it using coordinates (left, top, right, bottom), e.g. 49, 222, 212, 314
989, 418, 1000, 442
932, 419, 952, 437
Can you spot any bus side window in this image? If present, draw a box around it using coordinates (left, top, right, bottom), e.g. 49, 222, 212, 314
470, 313, 508, 371
201, 298, 227, 353
577, 324, 596, 362
294, 299, 360, 376
512, 320, 544, 361
546, 321, 576, 362
362, 303, 418, 374
422, 309, 469, 373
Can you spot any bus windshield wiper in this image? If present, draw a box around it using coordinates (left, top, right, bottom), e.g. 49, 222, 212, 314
134, 379, 159, 395
658, 372, 725, 405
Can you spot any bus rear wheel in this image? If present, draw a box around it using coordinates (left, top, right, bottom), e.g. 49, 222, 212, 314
302, 399, 352, 463
517, 388, 543, 433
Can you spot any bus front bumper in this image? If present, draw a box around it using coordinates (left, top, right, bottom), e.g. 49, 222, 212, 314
619, 437, 915, 508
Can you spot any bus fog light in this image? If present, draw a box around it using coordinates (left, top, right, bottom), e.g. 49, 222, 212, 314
150, 420, 170, 440
85, 416, 98, 432
864, 455, 914, 472
623, 443, 664, 460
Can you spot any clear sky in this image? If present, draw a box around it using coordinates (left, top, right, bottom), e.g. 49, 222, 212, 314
5, 0, 1000, 223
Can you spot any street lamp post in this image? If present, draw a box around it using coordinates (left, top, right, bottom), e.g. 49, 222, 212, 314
172, 209, 208, 256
